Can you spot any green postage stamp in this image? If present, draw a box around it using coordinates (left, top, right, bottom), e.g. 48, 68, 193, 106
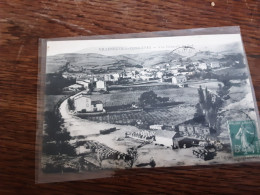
228, 120, 260, 157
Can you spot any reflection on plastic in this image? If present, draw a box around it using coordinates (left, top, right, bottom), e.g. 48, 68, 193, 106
36, 26, 260, 183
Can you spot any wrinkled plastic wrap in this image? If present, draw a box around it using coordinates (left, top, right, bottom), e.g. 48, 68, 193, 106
36, 26, 260, 183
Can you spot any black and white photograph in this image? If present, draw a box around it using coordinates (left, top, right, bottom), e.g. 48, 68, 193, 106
38, 30, 260, 181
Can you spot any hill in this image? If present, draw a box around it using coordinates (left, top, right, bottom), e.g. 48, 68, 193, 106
46, 51, 184, 73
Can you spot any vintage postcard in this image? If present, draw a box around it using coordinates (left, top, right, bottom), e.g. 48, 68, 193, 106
36, 27, 260, 183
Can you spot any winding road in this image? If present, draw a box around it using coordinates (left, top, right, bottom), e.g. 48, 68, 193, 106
59, 97, 142, 153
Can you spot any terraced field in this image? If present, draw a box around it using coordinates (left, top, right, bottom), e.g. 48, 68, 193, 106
81, 87, 198, 126
90, 87, 199, 107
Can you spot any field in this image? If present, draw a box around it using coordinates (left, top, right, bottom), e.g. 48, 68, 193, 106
84, 105, 195, 127
90, 87, 199, 107
213, 67, 247, 78
80, 87, 198, 126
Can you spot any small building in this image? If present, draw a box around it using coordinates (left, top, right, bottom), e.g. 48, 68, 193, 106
96, 80, 106, 91
121, 71, 134, 79
194, 126, 210, 135
76, 81, 89, 89
171, 75, 187, 84
156, 72, 164, 79
198, 63, 207, 70
210, 61, 220, 69
171, 69, 179, 75
186, 125, 194, 135
74, 95, 92, 112
74, 94, 103, 112
66, 84, 83, 92
104, 74, 119, 82
177, 65, 187, 70
140, 75, 151, 81
149, 125, 164, 130
155, 131, 180, 147
111, 73, 120, 81
178, 124, 210, 137
91, 100, 103, 112
104, 74, 111, 81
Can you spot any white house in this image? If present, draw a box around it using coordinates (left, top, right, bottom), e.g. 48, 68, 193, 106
104, 74, 119, 82
121, 71, 134, 79
178, 124, 210, 137
96, 80, 106, 91
171, 68, 179, 75
172, 75, 187, 84
156, 71, 163, 78
67, 84, 83, 92
198, 63, 207, 70
141, 75, 154, 81
177, 65, 187, 70
104, 74, 110, 82
111, 73, 120, 81
74, 94, 103, 112
210, 61, 220, 69
74, 95, 92, 112
150, 125, 164, 130
91, 100, 103, 112
76, 81, 89, 89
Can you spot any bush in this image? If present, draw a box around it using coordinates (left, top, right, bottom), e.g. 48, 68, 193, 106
60, 142, 76, 156
42, 142, 59, 155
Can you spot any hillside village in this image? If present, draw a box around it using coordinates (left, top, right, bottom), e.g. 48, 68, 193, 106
63, 58, 224, 114
42, 48, 253, 173
54, 51, 247, 147
63, 59, 223, 92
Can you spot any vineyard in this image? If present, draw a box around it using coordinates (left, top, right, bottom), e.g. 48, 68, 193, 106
80, 104, 195, 127
79, 87, 198, 127
90, 87, 198, 107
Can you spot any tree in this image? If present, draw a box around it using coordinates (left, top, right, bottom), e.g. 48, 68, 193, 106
139, 91, 158, 107
205, 88, 212, 111
194, 86, 222, 132
68, 98, 75, 111
198, 86, 205, 106
43, 111, 75, 156
45, 73, 76, 95
193, 103, 205, 123
127, 147, 138, 168
217, 78, 231, 99
139, 91, 171, 108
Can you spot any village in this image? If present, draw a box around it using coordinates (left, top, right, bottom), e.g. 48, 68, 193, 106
63, 58, 223, 118
41, 34, 258, 175
57, 57, 230, 164
63, 59, 222, 94
43, 43, 252, 173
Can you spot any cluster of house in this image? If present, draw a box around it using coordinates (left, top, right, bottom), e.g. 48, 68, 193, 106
177, 123, 210, 139
70, 92, 104, 113
63, 60, 221, 92
151, 124, 210, 149
195, 61, 220, 70
64, 79, 107, 92
144, 122, 210, 148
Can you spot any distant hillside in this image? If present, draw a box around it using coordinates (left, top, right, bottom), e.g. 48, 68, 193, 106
46, 51, 183, 73
46, 53, 117, 73
46, 46, 243, 73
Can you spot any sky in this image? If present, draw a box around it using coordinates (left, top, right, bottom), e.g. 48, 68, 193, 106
46, 34, 243, 56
